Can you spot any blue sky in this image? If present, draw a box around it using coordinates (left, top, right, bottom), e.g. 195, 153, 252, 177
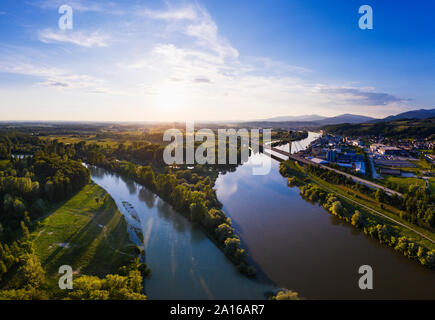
0, 0, 434, 121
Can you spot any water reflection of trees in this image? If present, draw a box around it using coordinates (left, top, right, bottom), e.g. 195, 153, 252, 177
89, 166, 106, 178
138, 187, 156, 209
125, 179, 137, 195
156, 199, 188, 234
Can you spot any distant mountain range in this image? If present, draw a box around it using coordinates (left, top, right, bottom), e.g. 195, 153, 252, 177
379, 108, 435, 122
316, 114, 375, 125
260, 113, 376, 125
258, 108, 435, 126
261, 114, 327, 122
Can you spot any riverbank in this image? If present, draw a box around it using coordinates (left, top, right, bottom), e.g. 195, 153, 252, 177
279, 160, 435, 269
84, 159, 257, 277
31, 183, 140, 287
89, 166, 278, 299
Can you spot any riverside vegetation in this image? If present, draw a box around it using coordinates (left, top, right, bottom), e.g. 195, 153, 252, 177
83, 144, 256, 277
280, 160, 435, 269
0, 133, 150, 299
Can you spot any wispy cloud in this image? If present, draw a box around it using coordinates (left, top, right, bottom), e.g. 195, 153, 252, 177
194, 77, 212, 83
0, 57, 108, 93
34, 0, 104, 12
1, 1, 412, 120
142, 4, 238, 60
38, 29, 109, 47
318, 86, 406, 106
119, 4, 409, 119
140, 6, 198, 21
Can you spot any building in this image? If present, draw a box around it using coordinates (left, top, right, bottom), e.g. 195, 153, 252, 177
380, 168, 401, 176
311, 158, 329, 164
354, 162, 366, 175
370, 143, 384, 153
378, 146, 403, 156
352, 140, 364, 147
327, 150, 337, 162
336, 163, 353, 168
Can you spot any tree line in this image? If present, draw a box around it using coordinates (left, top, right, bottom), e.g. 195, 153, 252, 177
298, 183, 435, 269
303, 164, 434, 229
280, 161, 435, 269
84, 151, 256, 277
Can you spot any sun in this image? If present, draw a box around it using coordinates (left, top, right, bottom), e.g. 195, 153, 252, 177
156, 85, 185, 112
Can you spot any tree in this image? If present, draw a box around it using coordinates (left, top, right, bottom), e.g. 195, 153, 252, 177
224, 237, 241, 256
351, 210, 364, 227
138, 166, 156, 190
14, 254, 45, 289
69, 273, 147, 300
0, 143, 10, 159
375, 189, 386, 203
190, 201, 207, 224
20, 221, 30, 239
216, 223, 233, 243
172, 185, 188, 212
271, 289, 301, 300
330, 201, 343, 216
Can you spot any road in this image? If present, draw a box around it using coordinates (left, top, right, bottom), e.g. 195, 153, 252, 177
314, 179, 435, 245
269, 147, 403, 197
264, 146, 434, 244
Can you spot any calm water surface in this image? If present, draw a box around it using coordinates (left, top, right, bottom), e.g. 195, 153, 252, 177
215, 132, 435, 299
89, 132, 434, 299
89, 166, 277, 300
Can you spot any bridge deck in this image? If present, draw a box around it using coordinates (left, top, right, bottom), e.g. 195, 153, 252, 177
268, 147, 402, 197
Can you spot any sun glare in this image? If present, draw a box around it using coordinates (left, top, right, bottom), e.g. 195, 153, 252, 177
156, 86, 185, 112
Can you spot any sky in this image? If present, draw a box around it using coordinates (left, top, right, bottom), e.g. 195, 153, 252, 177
0, 0, 434, 122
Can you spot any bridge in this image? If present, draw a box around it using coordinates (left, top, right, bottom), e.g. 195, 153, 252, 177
263, 144, 402, 197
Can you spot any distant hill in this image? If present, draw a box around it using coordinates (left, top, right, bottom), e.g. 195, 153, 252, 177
316, 113, 376, 125
323, 117, 435, 139
246, 108, 434, 130
253, 113, 375, 126
262, 114, 326, 122
380, 108, 435, 122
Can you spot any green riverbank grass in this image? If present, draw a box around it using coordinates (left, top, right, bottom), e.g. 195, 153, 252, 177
31, 183, 137, 286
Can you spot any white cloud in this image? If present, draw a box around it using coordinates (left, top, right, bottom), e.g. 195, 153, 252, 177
35, 0, 104, 12
0, 57, 108, 93
140, 7, 198, 20
114, 3, 410, 120
141, 4, 238, 60
38, 29, 109, 47
1, 2, 411, 121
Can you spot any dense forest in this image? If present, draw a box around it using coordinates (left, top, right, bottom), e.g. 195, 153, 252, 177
0, 133, 150, 299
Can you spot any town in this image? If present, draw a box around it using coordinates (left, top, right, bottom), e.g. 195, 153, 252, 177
298, 132, 435, 194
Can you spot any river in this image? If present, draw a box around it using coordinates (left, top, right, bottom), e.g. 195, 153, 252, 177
89, 132, 435, 299
215, 132, 435, 299
88, 166, 277, 300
